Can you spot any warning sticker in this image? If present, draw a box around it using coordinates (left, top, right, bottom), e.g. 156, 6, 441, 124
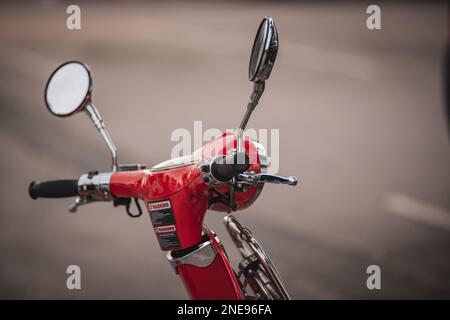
148, 200, 180, 249
148, 200, 171, 211
155, 224, 176, 234
148, 200, 175, 226
157, 232, 181, 249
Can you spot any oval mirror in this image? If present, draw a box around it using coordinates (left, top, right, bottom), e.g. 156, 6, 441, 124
248, 17, 278, 82
45, 61, 92, 117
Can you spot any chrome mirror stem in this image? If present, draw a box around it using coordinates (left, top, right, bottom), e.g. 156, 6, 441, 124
239, 82, 265, 131
236, 81, 265, 164
85, 103, 118, 171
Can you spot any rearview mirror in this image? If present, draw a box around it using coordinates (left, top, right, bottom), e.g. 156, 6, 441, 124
236, 17, 279, 163
44, 61, 118, 171
238, 17, 279, 133
248, 17, 278, 82
45, 61, 92, 117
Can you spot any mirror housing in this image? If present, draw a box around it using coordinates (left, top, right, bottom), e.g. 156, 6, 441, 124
248, 17, 278, 83
236, 17, 279, 165
238, 17, 279, 133
44, 61, 118, 171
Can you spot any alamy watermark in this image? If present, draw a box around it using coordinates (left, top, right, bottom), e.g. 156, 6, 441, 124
170, 121, 280, 174
66, 265, 81, 290
66, 5, 81, 30
366, 5, 381, 30
366, 265, 381, 290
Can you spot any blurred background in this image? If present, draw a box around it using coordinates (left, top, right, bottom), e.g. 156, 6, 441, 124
0, 0, 449, 299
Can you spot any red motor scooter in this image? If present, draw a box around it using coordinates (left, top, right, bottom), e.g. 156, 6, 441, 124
29, 17, 297, 300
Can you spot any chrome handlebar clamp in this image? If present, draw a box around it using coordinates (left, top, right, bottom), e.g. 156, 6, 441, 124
77, 171, 113, 200
68, 171, 113, 212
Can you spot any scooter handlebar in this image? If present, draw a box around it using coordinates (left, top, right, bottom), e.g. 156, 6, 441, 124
29, 180, 79, 199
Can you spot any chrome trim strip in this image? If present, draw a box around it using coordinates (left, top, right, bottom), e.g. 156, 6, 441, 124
167, 240, 218, 274
150, 149, 202, 172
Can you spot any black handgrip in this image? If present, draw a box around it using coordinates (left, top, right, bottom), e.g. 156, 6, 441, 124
211, 154, 250, 182
29, 180, 79, 199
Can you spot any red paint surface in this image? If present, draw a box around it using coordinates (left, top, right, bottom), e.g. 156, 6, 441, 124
109, 132, 263, 299
177, 226, 243, 300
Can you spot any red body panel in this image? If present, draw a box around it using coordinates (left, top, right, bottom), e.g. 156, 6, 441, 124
111, 165, 208, 249
109, 132, 263, 299
177, 228, 243, 300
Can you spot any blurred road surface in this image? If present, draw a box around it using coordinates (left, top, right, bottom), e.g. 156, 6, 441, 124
0, 1, 449, 299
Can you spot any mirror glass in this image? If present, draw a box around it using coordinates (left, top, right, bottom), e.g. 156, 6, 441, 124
248, 17, 278, 82
45, 61, 91, 117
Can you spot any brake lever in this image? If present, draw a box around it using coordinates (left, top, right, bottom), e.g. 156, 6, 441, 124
68, 196, 89, 212
237, 172, 298, 186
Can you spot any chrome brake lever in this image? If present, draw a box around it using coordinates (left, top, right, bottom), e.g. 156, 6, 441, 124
237, 172, 298, 186
68, 196, 90, 213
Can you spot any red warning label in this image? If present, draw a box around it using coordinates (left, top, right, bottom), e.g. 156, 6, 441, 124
148, 200, 171, 211
155, 225, 177, 234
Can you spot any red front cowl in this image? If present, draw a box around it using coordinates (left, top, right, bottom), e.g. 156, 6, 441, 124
109, 132, 263, 251
110, 164, 203, 200
110, 164, 209, 250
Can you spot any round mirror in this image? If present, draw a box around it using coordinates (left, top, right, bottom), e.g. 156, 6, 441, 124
45, 61, 92, 117
248, 17, 278, 82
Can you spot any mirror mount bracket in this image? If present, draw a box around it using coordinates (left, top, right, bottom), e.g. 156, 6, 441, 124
236, 81, 265, 161
239, 81, 265, 131
85, 103, 118, 171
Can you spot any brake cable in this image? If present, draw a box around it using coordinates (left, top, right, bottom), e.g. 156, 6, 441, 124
114, 164, 145, 218
113, 197, 143, 218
